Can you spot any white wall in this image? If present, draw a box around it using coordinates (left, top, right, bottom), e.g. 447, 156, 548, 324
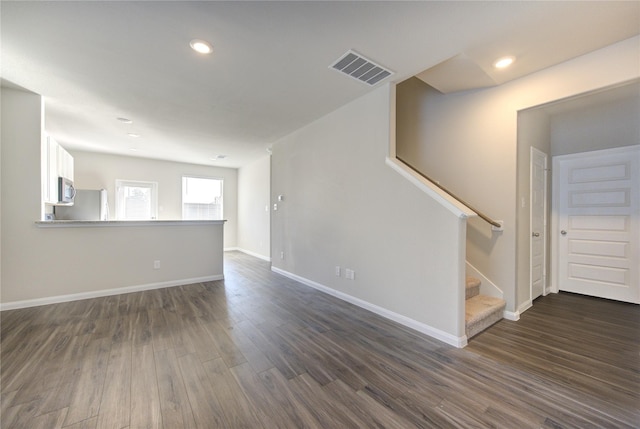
271, 85, 466, 341
69, 150, 238, 249
1, 86, 224, 306
550, 92, 640, 156
237, 155, 271, 260
392, 36, 639, 312
1, 87, 44, 303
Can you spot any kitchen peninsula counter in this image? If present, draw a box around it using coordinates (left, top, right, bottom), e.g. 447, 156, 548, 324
2, 219, 227, 310
36, 219, 226, 228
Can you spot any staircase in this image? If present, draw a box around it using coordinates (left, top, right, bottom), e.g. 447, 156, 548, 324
465, 276, 505, 339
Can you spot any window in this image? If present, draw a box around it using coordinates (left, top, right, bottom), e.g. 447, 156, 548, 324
115, 180, 158, 220
182, 176, 223, 220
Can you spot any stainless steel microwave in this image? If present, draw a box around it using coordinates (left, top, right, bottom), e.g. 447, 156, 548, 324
58, 176, 75, 204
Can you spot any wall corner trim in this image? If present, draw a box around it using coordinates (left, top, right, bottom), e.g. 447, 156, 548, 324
516, 299, 533, 316
271, 266, 467, 348
0, 274, 224, 311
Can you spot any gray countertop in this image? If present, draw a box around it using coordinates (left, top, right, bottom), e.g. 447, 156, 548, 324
36, 220, 226, 228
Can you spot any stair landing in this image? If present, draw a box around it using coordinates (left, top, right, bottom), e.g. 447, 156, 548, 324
465, 276, 505, 339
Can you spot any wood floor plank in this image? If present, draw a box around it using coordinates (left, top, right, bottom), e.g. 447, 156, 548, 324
162, 310, 197, 358
177, 353, 226, 428
63, 416, 98, 429
154, 348, 196, 429
229, 362, 299, 429
148, 309, 173, 352
288, 373, 364, 428
323, 379, 412, 429
201, 319, 247, 368
63, 337, 111, 427
30, 406, 68, 429
1, 325, 59, 394
218, 322, 273, 373
1, 397, 42, 429
257, 368, 324, 429
202, 357, 265, 429
234, 319, 299, 379
1, 252, 638, 428
130, 344, 162, 429
96, 340, 131, 429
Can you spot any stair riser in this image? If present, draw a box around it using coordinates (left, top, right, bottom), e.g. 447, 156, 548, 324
465, 285, 480, 300
466, 306, 505, 339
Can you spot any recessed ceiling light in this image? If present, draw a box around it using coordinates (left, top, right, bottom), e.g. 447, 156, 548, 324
127, 133, 140, 138
190, 39, 213, 54
494, 56, 515, 69
117, 117, 133, 124
129, 148, 139, 152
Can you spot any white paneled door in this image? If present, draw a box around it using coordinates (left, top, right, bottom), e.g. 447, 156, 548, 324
530, 147, 547, 300
554, 145, 639, 304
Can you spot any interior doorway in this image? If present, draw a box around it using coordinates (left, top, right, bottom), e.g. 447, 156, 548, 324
516, 79, 639, 311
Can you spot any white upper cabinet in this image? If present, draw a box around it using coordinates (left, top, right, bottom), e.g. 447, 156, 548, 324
42, 135, 74, 204
57, 142, 74, 181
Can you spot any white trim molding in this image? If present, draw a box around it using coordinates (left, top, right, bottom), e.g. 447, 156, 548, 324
271, 266, 467, 348
0, 275, 224, 311
229, 248, 272, 262
504, 299, 534, 321
465, 261, 503, 299
503, 310, 521, 321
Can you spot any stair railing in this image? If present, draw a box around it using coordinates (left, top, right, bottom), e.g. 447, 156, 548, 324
396, 156, 502, 229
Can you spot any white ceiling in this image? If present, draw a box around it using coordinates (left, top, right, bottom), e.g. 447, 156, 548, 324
2, 1, 638, 168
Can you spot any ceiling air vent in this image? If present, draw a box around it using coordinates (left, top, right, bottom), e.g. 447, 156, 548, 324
330, 50, 393, 86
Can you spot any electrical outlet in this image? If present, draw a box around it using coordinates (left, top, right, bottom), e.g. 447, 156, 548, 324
335, 266, 341, 277
280, 251, 285, 259
345, 269, 355, 280
153, 260, 161, 269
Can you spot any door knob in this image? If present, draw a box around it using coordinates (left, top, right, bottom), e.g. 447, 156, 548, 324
561, 230, 567, 235
532, 232, 540, 237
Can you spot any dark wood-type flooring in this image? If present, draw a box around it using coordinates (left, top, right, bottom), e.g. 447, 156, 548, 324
1, 251, 638, 428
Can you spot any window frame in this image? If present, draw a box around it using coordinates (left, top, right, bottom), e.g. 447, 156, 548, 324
181, 175, 224, 221
115, 179, 158, 220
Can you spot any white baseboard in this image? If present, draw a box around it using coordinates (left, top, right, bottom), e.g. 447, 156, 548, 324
233, 248, 271, 262
0, 274, 224, 311
503, 310, 520, 321
271, 266, 467, 348
503, 299, 533, 321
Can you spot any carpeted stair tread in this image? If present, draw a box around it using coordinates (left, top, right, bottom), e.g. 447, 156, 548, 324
465, 276, 481, 300
465, 295, 505, 339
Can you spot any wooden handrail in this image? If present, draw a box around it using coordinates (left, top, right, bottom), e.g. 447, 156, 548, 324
396, 156, 502, 229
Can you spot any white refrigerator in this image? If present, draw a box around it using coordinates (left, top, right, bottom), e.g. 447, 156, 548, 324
55, 189, 109, 221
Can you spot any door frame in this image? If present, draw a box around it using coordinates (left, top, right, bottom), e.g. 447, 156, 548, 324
530, 147, 548, 301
